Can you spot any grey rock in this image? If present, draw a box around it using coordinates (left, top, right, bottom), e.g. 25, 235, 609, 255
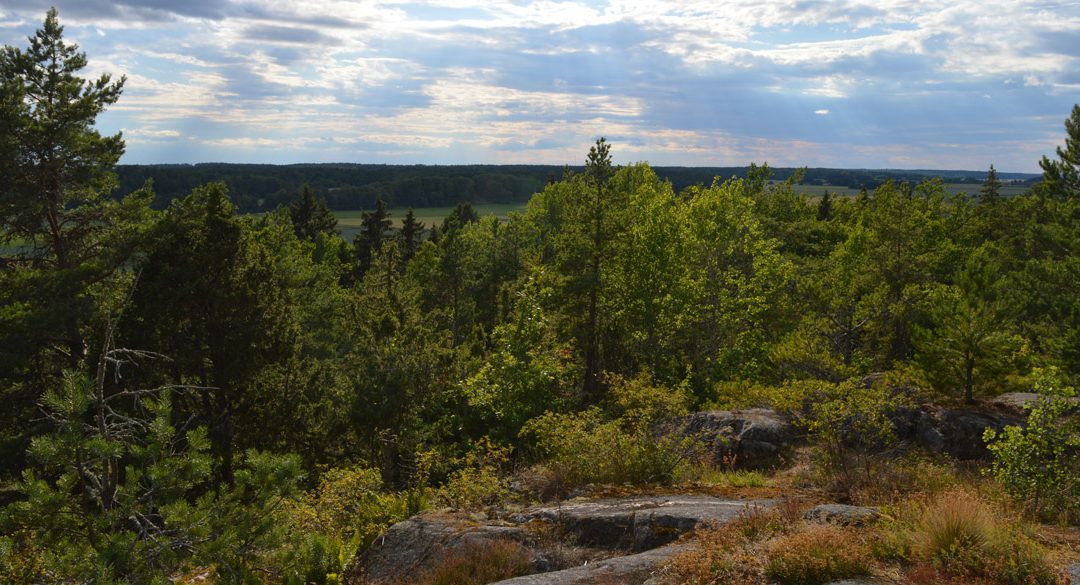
489, 543, 688, 585
893, 407, 1023, 460
669, 409, 796, 469
1069, 563, 1079, 582
521, 495, 773, 551
346, 495, 773, 584
991, 392, 1080, 415
937, 410, 1021, 460
804, 504, 880, 526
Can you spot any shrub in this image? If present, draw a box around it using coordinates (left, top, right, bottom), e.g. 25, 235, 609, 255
520, 407, 691, 490
413, 539, 533, 585
437, 438, 511, 509
984, 396, 1079, 523
284, 465, 422, 582
804, 379, 907, 490
901, 489, 1056, 585
765, 524, 872, 585
661, 503, 802, 585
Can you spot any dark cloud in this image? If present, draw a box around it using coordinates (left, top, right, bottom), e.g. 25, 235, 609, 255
5, 0, 232, 21
243, 24, 335, 45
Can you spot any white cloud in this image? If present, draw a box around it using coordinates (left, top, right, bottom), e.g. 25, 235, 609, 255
3, 0, 1077, 170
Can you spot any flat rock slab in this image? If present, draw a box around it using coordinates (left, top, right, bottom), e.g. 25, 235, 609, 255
805, 504, 880, 527
490, 543, 689, 585
519, 495, 773, 551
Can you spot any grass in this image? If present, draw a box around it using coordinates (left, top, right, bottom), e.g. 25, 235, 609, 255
675, 463, 771, 488
411, 539, 533, 585
334, 203, 526, 240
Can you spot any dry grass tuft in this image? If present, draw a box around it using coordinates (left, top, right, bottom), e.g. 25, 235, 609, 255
764, 524, 872, 585
411, 539, 533, 585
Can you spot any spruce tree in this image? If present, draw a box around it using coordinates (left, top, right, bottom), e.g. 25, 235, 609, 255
288, 183, 337, 240
817, 191, 833, 221
398, 208, 423, 265
981, 164, 1001, 205
354, 198, 392, 277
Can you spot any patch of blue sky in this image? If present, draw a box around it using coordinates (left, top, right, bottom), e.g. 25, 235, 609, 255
396, 3, 493, 21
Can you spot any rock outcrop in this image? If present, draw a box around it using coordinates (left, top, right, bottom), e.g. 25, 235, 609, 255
343, 515, 531, 583
517, 495, 773, 552
892, 407, 1023, 460
345, 495, 773, 584
489, 544, 689, 585
667, 409, 797, 469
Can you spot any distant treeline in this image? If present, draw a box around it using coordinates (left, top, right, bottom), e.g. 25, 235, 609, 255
116, 163, 1041, 212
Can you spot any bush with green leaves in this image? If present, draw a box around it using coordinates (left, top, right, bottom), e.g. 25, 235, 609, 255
437, 437, 512, 509
804, 379, 908, 488
984, 396, 1079, 522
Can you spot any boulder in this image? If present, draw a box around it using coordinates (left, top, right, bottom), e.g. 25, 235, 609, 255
669, 409, 796, 469
804, 504, 879, 527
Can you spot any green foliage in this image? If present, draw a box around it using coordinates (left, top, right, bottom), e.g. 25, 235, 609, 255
984, 397, 1079, 522
437, 438, 512, 509
1038, 104, 1080, 200
289, 183, 338, 240
521, 376, 695, 489
460, 278, 573, 442
915, 247, 1018, 402
0, 8, 154, 477
805, 380, 907, 487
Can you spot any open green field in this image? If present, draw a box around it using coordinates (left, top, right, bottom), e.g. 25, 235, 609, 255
788, 182, 1030, 198
335, 203, 526, 240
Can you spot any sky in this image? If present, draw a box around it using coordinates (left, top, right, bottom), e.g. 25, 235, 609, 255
2, 1, 1079, 171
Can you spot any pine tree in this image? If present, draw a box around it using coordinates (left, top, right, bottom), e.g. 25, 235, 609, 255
981, 164, 1001, 205
582, 137, 614, 401
0, 8, 151, 367
288, 183, 337, 240
1039, 104, 1080, 200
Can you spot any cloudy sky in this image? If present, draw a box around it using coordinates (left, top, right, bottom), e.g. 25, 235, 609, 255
2, 1, 1078, 170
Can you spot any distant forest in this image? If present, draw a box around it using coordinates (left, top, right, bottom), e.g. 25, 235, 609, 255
116, 163, 1042, 212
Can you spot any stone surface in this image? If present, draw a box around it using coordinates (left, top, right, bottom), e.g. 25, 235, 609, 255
892, 407, 1023, 460
804, 504, 880, 527
990, 392, 1079, 415
489, 544, 688, 585
345, 495, 774, 584
521, 495, 773, 552
343, 515, 529, 583
669, 409, 796, 469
